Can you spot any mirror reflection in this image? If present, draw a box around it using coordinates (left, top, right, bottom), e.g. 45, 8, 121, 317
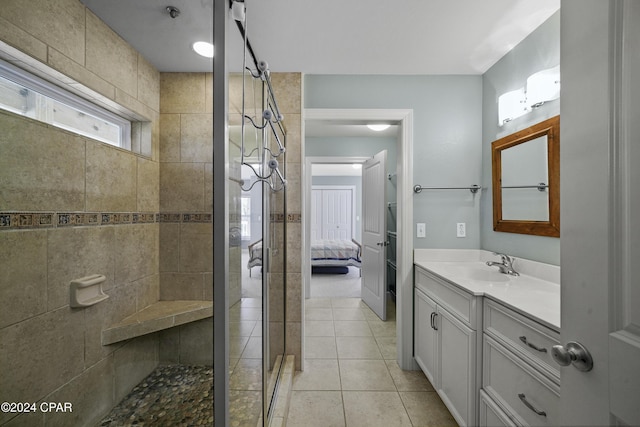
501, 135, 549, 221
492, 115, 560, 237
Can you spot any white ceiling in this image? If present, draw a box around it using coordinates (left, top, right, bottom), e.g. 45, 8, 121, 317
81, 0, 559, 75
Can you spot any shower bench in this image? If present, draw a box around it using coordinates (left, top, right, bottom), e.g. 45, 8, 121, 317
101, 300, 213, 345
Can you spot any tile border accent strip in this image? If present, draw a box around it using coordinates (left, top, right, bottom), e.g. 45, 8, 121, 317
0, 212, 215, 231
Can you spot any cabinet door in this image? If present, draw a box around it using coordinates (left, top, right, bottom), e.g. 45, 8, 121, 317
438, 306, 477, 427
414, 288, 438, 387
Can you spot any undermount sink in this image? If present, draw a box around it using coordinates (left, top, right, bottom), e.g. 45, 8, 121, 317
447, 265, 511, 283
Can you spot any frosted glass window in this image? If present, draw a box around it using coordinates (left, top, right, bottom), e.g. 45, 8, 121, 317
0, 59, 130, 149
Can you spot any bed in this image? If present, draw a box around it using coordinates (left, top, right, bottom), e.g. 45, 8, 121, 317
247, 238, 362, 275
311, 239, 362, 274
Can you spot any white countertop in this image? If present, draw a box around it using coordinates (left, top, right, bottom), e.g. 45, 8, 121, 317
414, 249, 560, 330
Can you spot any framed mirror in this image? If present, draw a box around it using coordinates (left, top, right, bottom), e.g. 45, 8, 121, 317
492, 115, 560, 237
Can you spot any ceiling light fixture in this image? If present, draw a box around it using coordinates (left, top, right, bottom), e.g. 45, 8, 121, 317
193, 41, 214, 58
367, 124, 390, 132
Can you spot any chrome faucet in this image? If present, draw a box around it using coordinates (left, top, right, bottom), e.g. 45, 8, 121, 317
486, 252, 519, 276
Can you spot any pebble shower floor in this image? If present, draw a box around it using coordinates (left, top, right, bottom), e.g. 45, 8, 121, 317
99, 365, 213, 426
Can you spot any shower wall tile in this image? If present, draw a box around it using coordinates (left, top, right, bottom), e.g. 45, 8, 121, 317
137, 54, 161, 112
113, 333, 159, 403
286, 273, 302, 322
181, 113, 214, 163
0, 112, 86, 212
136, 273, 160, 311
205, 72, 214, 113
269, 273, 285, 322
0, 15, 48, 63
160, 73, 206, 114
44, 356, 115, 427
205, 163, 214, 212
178, 318, 213, 365
271, 73, 301, 114
159, 327, 181, 364
286, 162, 302, 213
47, 226, 115, 311
228, 74, 244, 115
286, 321, 302, 371
159, 223, 180, 272
0, 230, 47, 329
160, 162, 205, 212
0, 0, 85, 65
284, 113, 302, 163
180, 223, 213, 272
0, 307, 85, 414
86, 141, 137, 212
160, 114, 181, 162
84, 284, 137, 367
137, 157, 160, 212
47, 47, 117, 101
85, 10, 138, 97
114, 223, 159, 285
160, 272, 205, 300
286, 222, 302, 274
204, 272, 213, 301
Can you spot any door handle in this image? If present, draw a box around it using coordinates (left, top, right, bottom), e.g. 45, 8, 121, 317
551, 341, 593, 372
430, 312, 438, 331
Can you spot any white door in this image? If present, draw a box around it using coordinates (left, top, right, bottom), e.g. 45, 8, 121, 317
361, 150, 387, 320
322, 189, 352, 240
560, 2, 640, 425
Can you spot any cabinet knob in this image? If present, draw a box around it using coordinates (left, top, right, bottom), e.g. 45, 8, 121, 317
551, 341, 593, 372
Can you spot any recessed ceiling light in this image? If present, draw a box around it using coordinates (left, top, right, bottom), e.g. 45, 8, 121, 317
352, 163, 362, 169
192, 41, 214, 58
367, 124, 390, 132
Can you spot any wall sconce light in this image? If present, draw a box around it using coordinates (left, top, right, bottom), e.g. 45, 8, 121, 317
498, 87, 528, 126
526, 65, 560, 108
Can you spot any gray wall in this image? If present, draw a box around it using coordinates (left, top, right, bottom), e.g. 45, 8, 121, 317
305, 75, 483, 249
481, 11, 561, 265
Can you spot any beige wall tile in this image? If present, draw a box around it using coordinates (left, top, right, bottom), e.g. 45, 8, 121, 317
158, 327, 180, 364
86, 141, 137, 212
160, 162, 205, 212
113, 334, 159, 403
283, 113, 302, 163
160, 272, 204, 300
47, 226, 115, 311
48, 48, 116, 101
269, 273, 285, 322
160, 114, 181, 162
137, 157, 159, 212
286, 321, 302, 370
0, 230, 47, 328
44, 356, 115, 427
0, 307, 85, 417
286, 273, 302, 322
137, 54, 160, 112
181, 114, 213, 163
286, 222, 302, 274
135, 273, 159, 311
205, 72, 213, 113
114, 224, 159, 285
0, 0, 85, 65
204, 272, 213, 301
159, 223, 180, 272
205, 163, 213, 212
179, 318, 213, 365
0, 16, 47, 63
286, 162, 302, 213
270, 73, 301, 115
0, 112, 85, 211
180, 223, 213, 272
160, 73, 206, 114
84, 284, 137, 367
228, 74, 244, 115
85, 10, 137, 96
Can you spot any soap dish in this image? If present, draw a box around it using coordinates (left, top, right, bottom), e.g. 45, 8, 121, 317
70, 274, 109, 308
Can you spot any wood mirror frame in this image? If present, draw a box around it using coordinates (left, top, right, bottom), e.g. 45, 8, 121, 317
491, 115, 560, 237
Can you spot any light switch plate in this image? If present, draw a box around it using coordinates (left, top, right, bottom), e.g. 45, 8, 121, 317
417, 223, 426, 238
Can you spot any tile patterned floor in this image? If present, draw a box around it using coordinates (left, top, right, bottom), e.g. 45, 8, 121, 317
288, 297, 459, 427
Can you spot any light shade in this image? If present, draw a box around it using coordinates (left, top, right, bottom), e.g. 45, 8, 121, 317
526, 66, 560, 108
192, 41, 214, 58
498, 87, 528, 126
367, 124, 390, 132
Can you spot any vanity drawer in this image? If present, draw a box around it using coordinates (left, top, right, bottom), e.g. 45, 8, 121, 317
483, 334, 559, 427
484, 299, 560, 381
480, 389, 517, 427
415, 267, 477, 328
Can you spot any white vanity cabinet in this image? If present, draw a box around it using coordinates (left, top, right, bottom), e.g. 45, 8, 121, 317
414, 266, 482, 427
481, 299, 561, 426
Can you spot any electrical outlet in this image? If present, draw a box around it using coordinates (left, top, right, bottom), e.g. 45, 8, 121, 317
417, 223, 426, 238
456, 222, 466, 238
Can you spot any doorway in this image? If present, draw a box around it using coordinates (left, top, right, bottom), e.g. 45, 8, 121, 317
302, 108, 415, 370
